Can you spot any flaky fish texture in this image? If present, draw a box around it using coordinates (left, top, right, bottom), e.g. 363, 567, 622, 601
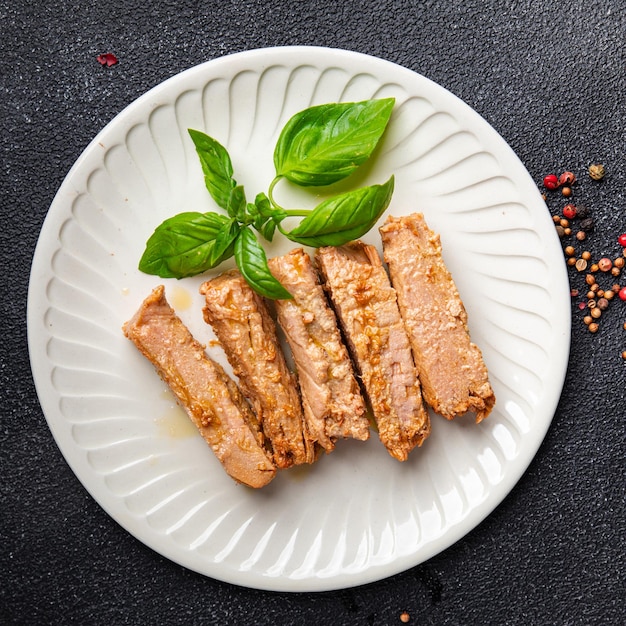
200, 270, 315, 469
269, 248, 369, 452
316, 242, 430, 461
123, 285, 276, 488
380, 213, 495, 422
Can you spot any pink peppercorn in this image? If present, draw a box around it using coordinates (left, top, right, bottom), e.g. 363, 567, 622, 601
562, 204, 577, 219
618, 233, 626, 247
543, 174, 560, 190
619, 287, 626, 301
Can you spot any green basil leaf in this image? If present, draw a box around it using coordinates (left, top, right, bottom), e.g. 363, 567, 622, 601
285, 176, 394, 247
254, 192, 275, 219
247, 201, 260, 220
208, 218, 240, 267
139, 212, 235, 278
234, 227, 292, 300
259, 218, 278, 242
188, 129, 236, 209
250, 192, 285, 241
227, 185, 247, 221
273, 98, 395, 187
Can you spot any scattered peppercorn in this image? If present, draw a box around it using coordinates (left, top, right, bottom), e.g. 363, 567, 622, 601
543, 173, 560, 190
622, 351, 626, 360
559, 171, 576, 186
576, 205, 590, 219
96, 52, 119, 67
598, 258, 613, 272
542, 163, 625, 342
580, 217, 595, 232
562, 204, 577, 219
588, 164, 605, 180
400, 612, 410, 623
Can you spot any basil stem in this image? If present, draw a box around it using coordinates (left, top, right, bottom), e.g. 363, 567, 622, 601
234, 227, 292, 300
284, 176, 394, 247
273, 98, 395, 187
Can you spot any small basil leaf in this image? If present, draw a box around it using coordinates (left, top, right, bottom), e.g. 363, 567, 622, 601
285, 176, 394, 247
247, 201, 260, 220
234, 227, 292, 300
188, 129, 236, 209
259, 218, 278, 242
208, 218, 240, 267
226, 185, 247, 221
273, 98, 395, 187
139, 211, 232, 278
254, 192, 275, 218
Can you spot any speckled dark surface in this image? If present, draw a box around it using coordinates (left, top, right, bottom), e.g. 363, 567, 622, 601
2, 1, 625, 624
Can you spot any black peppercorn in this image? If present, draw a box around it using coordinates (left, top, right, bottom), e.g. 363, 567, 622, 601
580, 217, 595, 232
576, 205, 590, 219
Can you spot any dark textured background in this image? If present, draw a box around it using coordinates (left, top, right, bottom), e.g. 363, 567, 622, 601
2, 1, 625, 624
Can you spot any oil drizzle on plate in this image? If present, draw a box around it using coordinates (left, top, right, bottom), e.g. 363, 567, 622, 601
155, 390, 197, 439
170, 285, 192, 311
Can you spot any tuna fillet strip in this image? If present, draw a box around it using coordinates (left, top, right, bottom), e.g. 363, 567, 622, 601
122, 285, 276, 489
380, 213, 495, 422
268, 248, 369, 452
315, 242, 430, 461
200, 270, 314, 469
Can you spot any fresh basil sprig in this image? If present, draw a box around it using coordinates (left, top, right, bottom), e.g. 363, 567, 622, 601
138, 98, 396, 299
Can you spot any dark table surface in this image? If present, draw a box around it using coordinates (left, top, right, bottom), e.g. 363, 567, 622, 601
2, 1, 625, 624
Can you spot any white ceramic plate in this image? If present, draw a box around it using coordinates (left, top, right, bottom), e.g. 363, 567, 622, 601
27, 46, 570, 592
